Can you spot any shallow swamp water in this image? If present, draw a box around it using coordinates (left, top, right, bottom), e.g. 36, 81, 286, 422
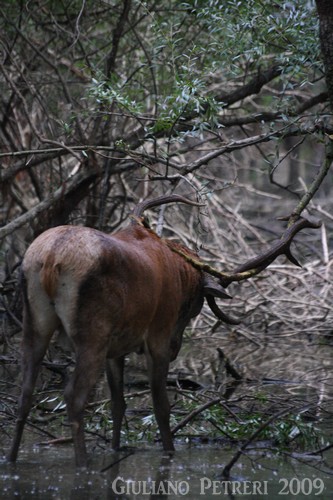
1, 331, 333, 499
1, 441, 333, 499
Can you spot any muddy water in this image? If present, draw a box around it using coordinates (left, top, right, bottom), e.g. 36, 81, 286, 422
1, 391, 333, 498
1, 333, 333, 499
1, 440, 333, 499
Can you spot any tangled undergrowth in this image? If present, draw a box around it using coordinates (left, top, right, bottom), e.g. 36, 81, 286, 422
1, 187, 333, 475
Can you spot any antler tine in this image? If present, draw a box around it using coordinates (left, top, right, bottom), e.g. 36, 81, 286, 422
133, 194, 204, 218
219, 216, 321, 288
206, 296, 241, 325
166, 215, 321, 290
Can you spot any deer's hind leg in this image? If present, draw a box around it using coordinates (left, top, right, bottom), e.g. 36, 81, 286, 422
64, 326, 109, 467
8, 284, 58, 462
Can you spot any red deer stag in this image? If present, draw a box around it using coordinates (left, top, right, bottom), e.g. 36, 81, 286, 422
7, 195, 319, 467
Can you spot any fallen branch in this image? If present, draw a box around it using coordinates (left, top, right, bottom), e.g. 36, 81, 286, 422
220, 407, 297, 479
171, 397, 224, 435
0, 170, 97, 240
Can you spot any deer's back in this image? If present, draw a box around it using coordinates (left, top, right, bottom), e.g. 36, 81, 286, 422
22, 224, 202, 357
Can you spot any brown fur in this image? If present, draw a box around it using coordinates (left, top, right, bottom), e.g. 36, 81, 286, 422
8, 200, 315, 468
8, 222, 204, 467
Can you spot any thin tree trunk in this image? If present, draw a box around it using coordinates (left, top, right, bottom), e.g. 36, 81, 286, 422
316, 0, 333, 109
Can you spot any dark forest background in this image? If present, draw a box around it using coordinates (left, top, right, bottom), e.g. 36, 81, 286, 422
1, 0, 333, 462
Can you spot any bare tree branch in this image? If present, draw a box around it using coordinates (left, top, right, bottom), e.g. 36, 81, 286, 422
0, 170, 97, 240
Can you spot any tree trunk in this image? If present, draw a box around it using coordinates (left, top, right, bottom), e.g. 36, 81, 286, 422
316, 0, 333, 109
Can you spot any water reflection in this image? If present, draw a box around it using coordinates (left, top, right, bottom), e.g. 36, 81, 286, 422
1, 443, 333, 499
1, 333, 333, 498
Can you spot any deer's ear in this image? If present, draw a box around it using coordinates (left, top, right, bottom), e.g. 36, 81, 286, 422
203, 275, 232, 299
